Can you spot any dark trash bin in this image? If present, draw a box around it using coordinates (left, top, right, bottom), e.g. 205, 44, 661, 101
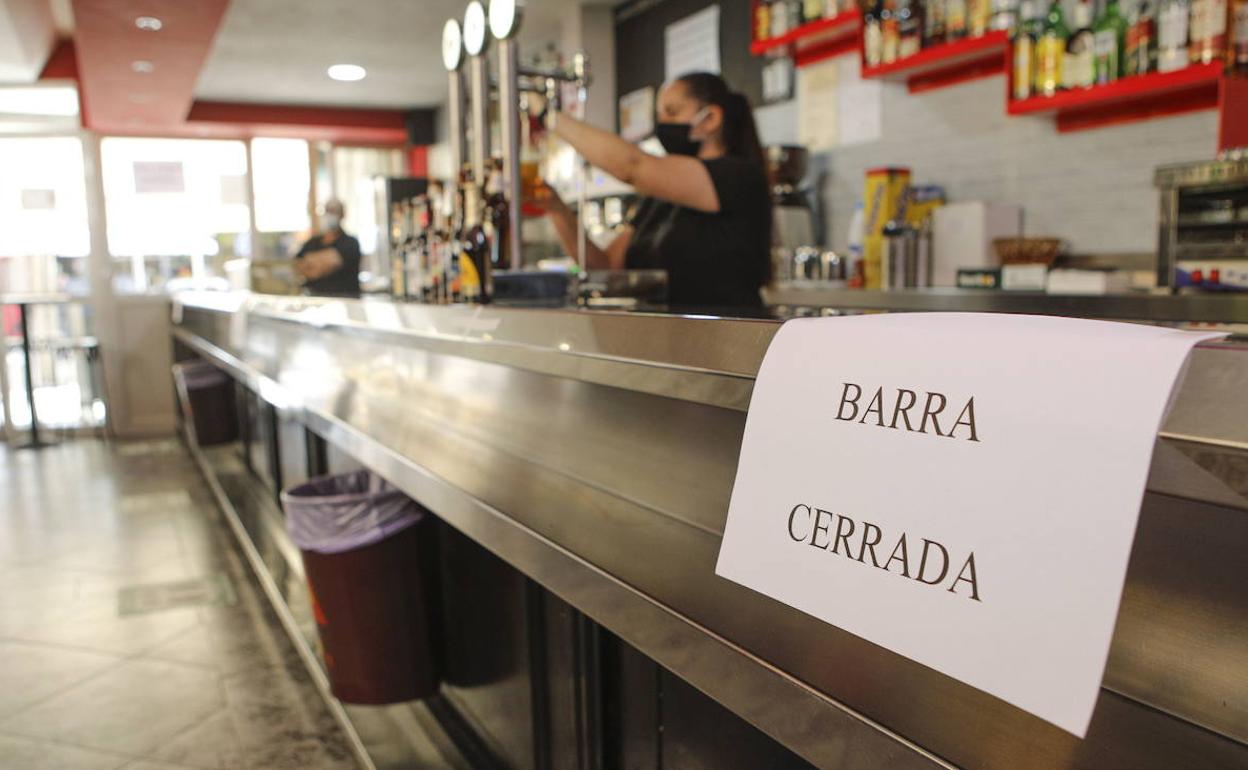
281, 470, 441, 704
172, 360, 238, 446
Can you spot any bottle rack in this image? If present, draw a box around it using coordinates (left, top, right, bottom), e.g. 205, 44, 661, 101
750, 8, 1240, 135
751, 9, 863, 67
860, 31, 1010, 92
1006, 61, 1227, 132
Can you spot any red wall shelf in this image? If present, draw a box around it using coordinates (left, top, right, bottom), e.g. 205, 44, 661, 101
750, 10, 862, 67
1007, 61, 1225, 132
860, 31, 1010, 93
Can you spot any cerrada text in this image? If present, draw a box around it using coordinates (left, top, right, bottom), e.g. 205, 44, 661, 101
787, 503, 981, 602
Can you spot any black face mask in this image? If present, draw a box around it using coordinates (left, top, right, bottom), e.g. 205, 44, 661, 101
655, 122, 702, 157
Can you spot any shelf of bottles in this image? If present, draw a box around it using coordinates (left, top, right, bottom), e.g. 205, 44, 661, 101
862, 30, 1011, 90
388, 162, 507, 305
752, 0, 863, 66
754, 0, 1247, 126
1005, 0, 1245, 131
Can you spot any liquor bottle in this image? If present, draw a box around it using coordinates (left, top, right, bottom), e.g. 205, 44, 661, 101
1233, 0, 1248, 70
948, 0, 970, 39
1094, 0, 1130, 82
1189, 0, 1228, 63
804, 0, 826, 23
991, 0, 1022, 33
1125, 0, 1158, 74
898, 0, 925, 56
484, 158, 511, 271
882, 0, 901, 63
927, 0, 949, 45
1014, 0, 1045, 98
457, 179, 491, 304
1158, 0, 1192, 68
408, 195, 431, 302
389, 202, 405, 299
1036, 0, 1071, 95
756, 0, 772, 41
970, 0, 992, 36
1065, 2, 1096, 87
771, 0, 790, 38
865, 0, 885, 65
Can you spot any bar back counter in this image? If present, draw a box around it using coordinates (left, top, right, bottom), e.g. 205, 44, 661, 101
172, 291, 1248, 770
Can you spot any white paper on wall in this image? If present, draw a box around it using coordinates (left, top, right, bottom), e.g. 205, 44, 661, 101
20, 189, 56, 209
797, 59, 839, 151
664, 6, 720, 82
716, 313, 1224, 737
619, 87, 655, 143
133, 161, 185, 194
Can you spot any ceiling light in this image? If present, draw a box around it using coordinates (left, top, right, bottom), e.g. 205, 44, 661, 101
327, 64, 366, 82
463, 1, 487, 56
135, 16, 162, 31
131, 60, 154, 74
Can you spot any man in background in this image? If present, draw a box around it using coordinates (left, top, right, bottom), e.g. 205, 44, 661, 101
295, 199, 361, 298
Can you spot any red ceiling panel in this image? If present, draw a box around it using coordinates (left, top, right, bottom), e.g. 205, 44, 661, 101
70, 0, 229, 131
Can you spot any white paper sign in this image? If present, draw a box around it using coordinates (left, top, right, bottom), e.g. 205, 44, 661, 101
716, 313, 1223, 737
133, 161, 185, 194
20, 189, 56, 209
665, 6, 720, 82
798, 59, 838, 151
619, 87, 655, 143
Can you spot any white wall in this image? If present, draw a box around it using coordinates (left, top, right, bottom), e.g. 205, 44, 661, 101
765, 54, 1218, 256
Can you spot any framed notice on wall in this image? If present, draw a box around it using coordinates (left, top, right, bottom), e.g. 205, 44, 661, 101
619, 87, 655, 142
133, 161, 185, 194
664, 5, 720, 81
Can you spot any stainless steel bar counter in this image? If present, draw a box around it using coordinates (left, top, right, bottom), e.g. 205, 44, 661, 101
172, 291, 1248, 770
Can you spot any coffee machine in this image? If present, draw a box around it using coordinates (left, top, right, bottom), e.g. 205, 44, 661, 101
767, 145, 815, 251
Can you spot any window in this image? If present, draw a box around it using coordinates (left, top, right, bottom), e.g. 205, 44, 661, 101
100, 137, 250, 293
330, 146, 404, 277
0, 137, 90, 293
252, 138, 312, 259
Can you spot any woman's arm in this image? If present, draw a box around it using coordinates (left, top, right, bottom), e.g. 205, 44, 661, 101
541, 187, 631, 270
550, 112, 721, 214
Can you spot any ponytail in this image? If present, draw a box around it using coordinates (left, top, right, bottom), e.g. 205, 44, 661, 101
675, 72, 767, 173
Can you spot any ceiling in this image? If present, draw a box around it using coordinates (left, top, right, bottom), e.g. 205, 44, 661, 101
194, 0, 590, 110
0, 0, 609, 138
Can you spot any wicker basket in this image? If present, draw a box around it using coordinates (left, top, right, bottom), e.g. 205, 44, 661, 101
993, 237, 1063, 266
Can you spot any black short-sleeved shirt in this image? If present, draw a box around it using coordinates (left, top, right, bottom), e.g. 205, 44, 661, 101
624, 156, 771, 310
295, 231, 362, 298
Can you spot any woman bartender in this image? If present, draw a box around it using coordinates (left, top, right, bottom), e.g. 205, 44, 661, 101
541, 72, 772, 311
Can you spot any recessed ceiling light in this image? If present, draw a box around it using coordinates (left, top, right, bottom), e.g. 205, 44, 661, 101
135, 16, 162, 31
131, 60, 154, 74
327, 64, 366, 82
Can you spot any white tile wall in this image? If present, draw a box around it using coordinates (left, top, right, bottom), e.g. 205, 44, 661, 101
791, 54, 1218, 254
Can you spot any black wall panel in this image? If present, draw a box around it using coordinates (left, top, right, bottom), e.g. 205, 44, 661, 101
614, 0, 765, 132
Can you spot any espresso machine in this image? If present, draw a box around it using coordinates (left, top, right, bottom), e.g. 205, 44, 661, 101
768, 145, 815, 251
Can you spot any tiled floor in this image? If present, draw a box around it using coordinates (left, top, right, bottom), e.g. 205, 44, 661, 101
0, 439, 359, 770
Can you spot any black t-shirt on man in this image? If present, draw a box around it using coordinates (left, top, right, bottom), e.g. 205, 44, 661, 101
624, 156, 771, 311
295, 231, 362, 298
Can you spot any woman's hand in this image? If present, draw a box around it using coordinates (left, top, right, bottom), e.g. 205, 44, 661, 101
523, 180, 567, 217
